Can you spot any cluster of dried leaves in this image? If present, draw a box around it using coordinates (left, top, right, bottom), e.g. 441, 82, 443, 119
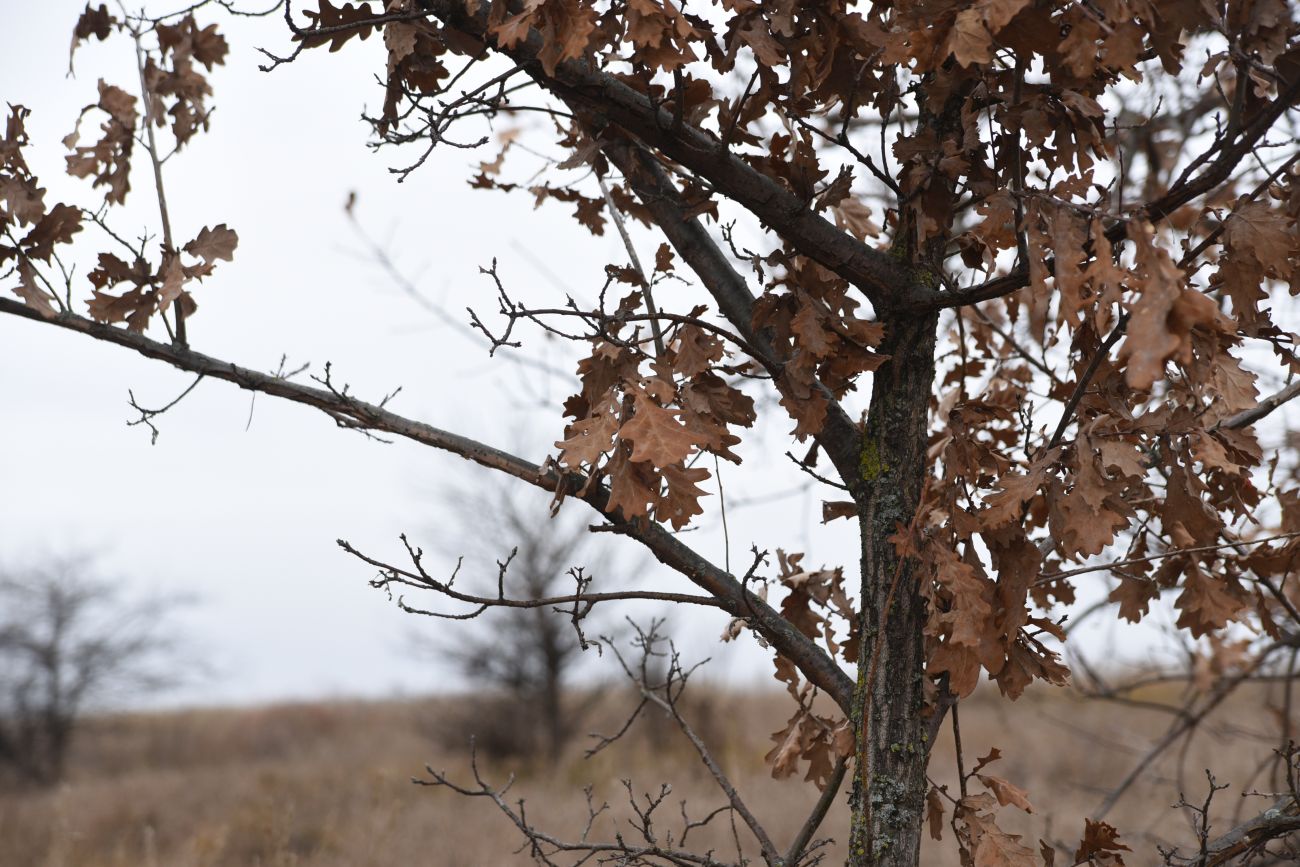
6, 0, 1300, 864
3, 6, 236, 334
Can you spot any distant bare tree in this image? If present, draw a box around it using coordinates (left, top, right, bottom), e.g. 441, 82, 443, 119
0, 557, 180, 787
399, 485, 629, 764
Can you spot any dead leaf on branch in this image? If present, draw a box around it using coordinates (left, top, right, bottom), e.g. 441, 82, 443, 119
19, 203, 83, 263
13, 261, 58, 318
70, 3, 117, 71
1119, 223, 1234, 391
617, 388, 700, 467
764, 702, 842, 790
977, 773, 1033, 813
954, 792, 1038, 867
296, 0, 383, 52
83, 222, 237, 332
927, 785, 947, 841
184, 224, 238, 266
64, 79, 137, 205
1072, 818, 1130, 865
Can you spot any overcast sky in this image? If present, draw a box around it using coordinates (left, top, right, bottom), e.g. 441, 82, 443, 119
0, 1, 1190, 710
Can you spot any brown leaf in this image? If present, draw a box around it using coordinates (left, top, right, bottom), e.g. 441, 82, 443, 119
0, 175, 47, 227
296, 1, 382, 52
670, 324, 724, 378
949, 10, 993, 67
385, 21, 419, 74
656, 463, 710, 529
65, 80, 137, 204
555, 411, 618, 468
1119, 224, 1231, 390
618, 389, 699, 467
653, 242, 674, 273
1224, 200, 1294, 276
12, 261, 58, 317
765, 710, 805, 778
977, 774, 1033, 813
926, 785, 947, 840
20, 203, 82, 262
1072, 819, 1130, 865
1174, 560, 1247, 638
605, 449, 658, 520
183, 223, 238, 265
70, 3, 116, 71
973, 824, 1037, 867
822, 500, 858, 523
981, 449, 1059, 529
1109, 575, 1158, 623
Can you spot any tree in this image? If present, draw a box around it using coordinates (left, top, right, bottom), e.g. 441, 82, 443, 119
3, 1, 1300, 864
0, 556, 179, 787
411, 482, 621, 763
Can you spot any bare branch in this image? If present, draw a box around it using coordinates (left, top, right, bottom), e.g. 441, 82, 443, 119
0, 297, 853, 712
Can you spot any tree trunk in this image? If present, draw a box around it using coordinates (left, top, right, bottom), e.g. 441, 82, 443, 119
847, 309, 939, 866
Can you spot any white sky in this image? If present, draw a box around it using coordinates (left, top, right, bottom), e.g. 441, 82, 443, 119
0, 0, 859, 708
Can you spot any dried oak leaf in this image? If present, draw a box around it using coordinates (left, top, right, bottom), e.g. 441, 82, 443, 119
980, 448, 1059, 529
763, 705, 838, 790
973, 823, 1037, 867
670, 324, 723, 378
65, 80, 137, 204
977, 774, 1033, 813
618, 389, 699, 467
956, 795, 1038, 867
928, 641, 983, 696
1224, 200, 1294, 278
604, 449, 658, 520
13, 261, 58, 317
86, 252, 157, 331
555, 411, 619, 468
70, 3, 117, 71
156, 252, 187, 309
653, 242, 674, 273
926, 785, 947, 840
765, 708, 806, 779
624, 0, 699, 72
296, 1, 382, 52
822, 500, 858, 522
1, 104, 32, 176
183, 223, 238, 266
948, 9, 993, 67
1072, 819, 1129, 865
833, 198, 881, 240
657, 462, 710, 529
1108, 575, 1158, 623
1174, 560, 1247, 638
0, 174, 47, 228
19, 203, 82, 262
1119, 225, 1232, 390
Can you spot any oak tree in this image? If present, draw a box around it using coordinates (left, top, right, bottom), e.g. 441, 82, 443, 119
4, 0, 1300, 864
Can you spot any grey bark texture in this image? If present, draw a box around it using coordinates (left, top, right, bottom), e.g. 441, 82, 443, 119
847, 310, 940, 867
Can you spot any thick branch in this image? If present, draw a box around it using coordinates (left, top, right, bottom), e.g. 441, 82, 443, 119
937, 77, 1300, 311
1222, 380, 1300, 430
601, 137, 866, 493
414, 0, 924, 313
1197, 795, 1300, 866
0, 297, 853, 711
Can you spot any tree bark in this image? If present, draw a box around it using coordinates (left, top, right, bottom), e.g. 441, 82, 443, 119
848, 309, 939, 867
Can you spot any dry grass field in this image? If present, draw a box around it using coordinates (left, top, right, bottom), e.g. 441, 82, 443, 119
0, 681, 1286, 866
